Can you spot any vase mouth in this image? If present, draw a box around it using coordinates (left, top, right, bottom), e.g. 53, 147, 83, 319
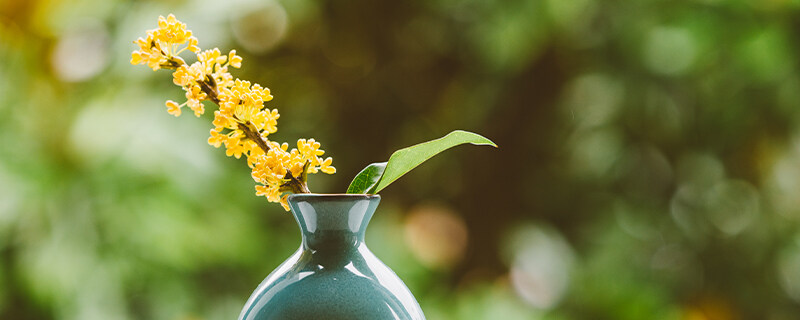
287, 193, 381, 243
288, 193, 381, 201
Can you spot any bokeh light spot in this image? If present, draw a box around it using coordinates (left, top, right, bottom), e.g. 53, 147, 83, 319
404, 203, 468, 270
705, 180, 759, 236
562, 73, 624, 129
644, 26, 697, 75
231, 0, 288, 53
778, 238, 800, 302
50, 24, 109, 82
766, 142, 800, 220
504, 224, 574, 310
569, 128, 623, 179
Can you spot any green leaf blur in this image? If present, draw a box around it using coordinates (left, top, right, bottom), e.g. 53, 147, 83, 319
2, 0, 800, 319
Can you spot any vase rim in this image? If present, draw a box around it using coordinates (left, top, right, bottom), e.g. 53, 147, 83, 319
287, 193, 381, 200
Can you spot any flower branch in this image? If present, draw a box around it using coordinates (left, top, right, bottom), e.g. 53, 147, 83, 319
131, 14, 334, 210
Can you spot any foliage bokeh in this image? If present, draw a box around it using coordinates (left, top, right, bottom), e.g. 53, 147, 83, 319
2, 0, 800, 319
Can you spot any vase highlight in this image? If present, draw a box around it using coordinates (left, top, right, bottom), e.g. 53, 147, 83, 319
238, 194, 425, 320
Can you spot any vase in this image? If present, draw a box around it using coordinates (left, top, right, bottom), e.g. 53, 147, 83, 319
238, 194, 426, 320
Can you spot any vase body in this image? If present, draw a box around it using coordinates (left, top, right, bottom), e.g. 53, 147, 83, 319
238, 194, 425, 320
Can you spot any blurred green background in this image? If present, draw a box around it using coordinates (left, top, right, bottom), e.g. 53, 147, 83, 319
2, 0, 800, 319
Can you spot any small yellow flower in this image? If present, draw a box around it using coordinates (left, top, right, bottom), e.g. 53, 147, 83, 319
165, 100, 182, 116
320, 157, 336, 174
185, 85, 206, 117
228, 50, 243, 68
280, 194, 291, 211
208, 129, 228, 148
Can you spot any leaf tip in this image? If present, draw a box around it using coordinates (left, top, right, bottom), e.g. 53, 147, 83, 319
454, 130, 497, 148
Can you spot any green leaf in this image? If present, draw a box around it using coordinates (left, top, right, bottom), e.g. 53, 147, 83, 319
346, 162, 387, 194
371, 130, 496, 193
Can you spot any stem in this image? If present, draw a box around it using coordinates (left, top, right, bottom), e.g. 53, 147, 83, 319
291, 179, 311, 193
280, 167, 311, 194
237, 122, 271, 154
199, 78, 220, 105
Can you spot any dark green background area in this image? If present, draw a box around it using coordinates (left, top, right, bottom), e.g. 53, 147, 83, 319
1, 0, 800, 319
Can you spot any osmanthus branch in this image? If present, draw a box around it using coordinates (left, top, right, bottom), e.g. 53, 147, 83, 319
166, 57, 310, 194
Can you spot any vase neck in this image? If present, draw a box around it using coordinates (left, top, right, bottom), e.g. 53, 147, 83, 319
287, 194, 380, 252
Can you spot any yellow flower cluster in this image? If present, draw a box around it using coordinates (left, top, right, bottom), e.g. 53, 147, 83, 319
209, 78, 277, 158
131, 14, 199, 70
252, 139, 335, 209
131, 14, 335, 210
171, 48, 241, 117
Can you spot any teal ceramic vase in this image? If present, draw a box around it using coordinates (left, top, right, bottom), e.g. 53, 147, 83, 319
238, 194, 426, 320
